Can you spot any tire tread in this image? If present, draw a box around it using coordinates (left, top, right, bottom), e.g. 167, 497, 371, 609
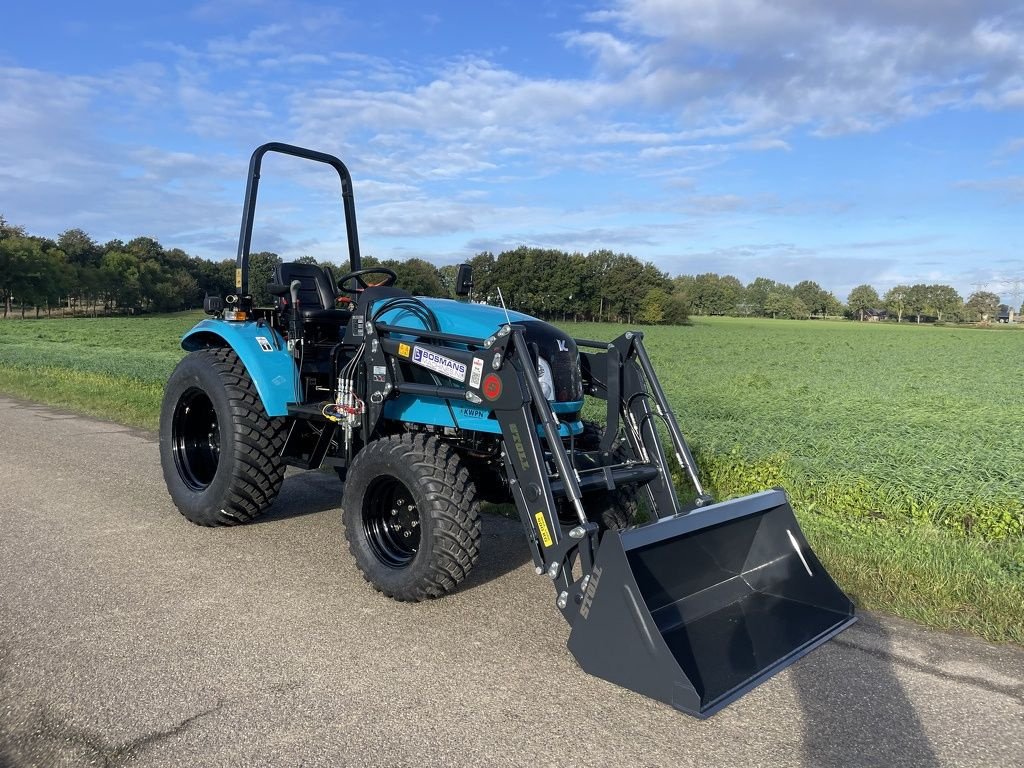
343, 433, 481, 601
162, 346, 286, 526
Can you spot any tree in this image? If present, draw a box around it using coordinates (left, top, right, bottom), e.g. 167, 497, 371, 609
23, 245, 71, 317
847, 284, 880, 321
126, 236, 164, 263
603, 252, 648, 322
745, 277, 788, 317
0, 236, 45, 317
905, 283, 933, 323
101, 250, 141, 311
788, 296, 809, 319
823, 293, 843, 318
377, 257, 444, 297
764, 291, 789, 319
57, 229, 102, 269
248, 251, 282, 306
0, 214, 27, 241
793, 280, 829, 317
688, 273, 742, 315
437, 264, 459, 298
638, 288, 666, 324
663, 293, 690, 325
925, 284, 962, 322
467, 251, 495, 303
965, 291, 1000, 323
883, 284, 911, 323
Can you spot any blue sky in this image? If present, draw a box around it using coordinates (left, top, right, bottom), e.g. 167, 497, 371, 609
1, 1, 1022, 302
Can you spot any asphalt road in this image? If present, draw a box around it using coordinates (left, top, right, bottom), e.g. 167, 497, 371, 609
1, 396, 1022, 768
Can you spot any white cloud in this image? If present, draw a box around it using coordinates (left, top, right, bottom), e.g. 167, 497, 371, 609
956, 176, 1024, 198
585, 0, 1024, 135
997, 137, 1024, 157
563, 30, 640, 73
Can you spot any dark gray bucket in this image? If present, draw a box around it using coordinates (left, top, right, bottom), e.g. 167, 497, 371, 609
567, 489, 855, 718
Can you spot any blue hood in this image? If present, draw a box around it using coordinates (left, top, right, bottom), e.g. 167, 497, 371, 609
376, 297, 538, 339
375, 296, 584, 404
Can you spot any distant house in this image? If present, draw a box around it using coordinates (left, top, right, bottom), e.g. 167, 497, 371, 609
998, 308, 1016, 323
864, 308, 888, 322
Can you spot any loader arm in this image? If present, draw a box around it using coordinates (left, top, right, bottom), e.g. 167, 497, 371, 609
360, 316, 854, 717
357, 317, 722, 622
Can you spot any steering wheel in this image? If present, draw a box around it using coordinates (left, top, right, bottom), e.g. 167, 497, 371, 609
336, 267, 399, 295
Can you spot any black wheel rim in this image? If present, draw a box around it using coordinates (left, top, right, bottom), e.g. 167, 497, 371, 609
171, 387, 220, 491
362, 476, 421, 568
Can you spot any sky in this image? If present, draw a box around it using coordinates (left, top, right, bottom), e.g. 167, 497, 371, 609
1, 0, 1022, 302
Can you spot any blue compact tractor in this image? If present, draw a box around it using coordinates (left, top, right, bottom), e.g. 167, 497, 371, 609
160, 143, 854, 717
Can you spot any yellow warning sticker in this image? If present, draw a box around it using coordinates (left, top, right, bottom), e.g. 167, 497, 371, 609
235, 268, 243, 288
534, 512, 553, 548
398, 343, 412, 358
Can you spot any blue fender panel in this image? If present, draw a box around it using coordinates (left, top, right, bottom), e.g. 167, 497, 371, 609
180, 319, 298, 417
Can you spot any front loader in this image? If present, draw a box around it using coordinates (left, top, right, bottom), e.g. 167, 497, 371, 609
159, 142, 855, 717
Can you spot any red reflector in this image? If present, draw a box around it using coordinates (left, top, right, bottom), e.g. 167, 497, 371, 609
483, 374, 502, 400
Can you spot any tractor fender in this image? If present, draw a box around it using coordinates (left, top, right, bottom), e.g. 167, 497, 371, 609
181, 319, 298, 417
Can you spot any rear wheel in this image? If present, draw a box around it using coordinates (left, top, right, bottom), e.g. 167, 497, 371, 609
342, 434, 481, 601
564, 420, 643, 532
159, 347, 287, 526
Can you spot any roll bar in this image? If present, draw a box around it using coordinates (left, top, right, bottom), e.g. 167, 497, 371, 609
234, 142, 362, 294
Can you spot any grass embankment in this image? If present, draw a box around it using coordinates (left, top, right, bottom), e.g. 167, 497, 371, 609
0, 314, 1021, 643
0, 314, 191, 430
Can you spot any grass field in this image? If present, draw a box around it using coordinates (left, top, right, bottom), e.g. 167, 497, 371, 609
0, 313, 1021, 642
593, 318, 1024, 541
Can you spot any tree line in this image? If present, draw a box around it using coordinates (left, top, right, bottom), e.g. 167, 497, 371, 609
0, 215, 1006, 324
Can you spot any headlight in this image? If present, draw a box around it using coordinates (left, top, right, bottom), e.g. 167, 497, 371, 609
537, 357, 555, 400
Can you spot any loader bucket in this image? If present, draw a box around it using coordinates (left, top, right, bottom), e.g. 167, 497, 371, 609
567, 489, 855, 718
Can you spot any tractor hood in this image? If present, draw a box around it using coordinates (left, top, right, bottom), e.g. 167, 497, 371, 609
417, 297, 536, 337
375, 297, 583, 403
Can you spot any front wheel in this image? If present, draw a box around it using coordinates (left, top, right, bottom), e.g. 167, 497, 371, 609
159, 347, 287, 526
342, 434, 481, 601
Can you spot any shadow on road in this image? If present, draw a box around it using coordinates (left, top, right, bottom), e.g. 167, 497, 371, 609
250, 473, 532, 590
791, 617, 940, 767
456, 512, 532, 594
249, 471, 343, 524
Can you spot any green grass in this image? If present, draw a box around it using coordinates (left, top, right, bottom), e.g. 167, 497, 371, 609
0, 313, 193, 430
801, 514, 1023, 643
571, 318, 1024, 541
0, 313, 1021, 643
567, 318, 1024, 643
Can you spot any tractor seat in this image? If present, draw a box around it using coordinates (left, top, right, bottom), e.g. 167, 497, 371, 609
272, 262, 351, 322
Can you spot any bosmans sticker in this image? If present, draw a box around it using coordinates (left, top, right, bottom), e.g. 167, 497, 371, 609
411, 346, 467, 382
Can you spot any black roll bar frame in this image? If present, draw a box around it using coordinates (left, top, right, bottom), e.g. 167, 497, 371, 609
235, 142, 362, 295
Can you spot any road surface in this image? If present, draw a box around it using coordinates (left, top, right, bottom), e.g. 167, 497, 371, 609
0, 396, 1022, 767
